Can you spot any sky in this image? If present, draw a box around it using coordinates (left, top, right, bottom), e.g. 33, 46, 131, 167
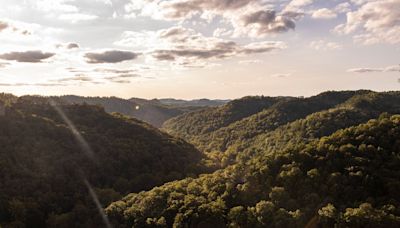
0, 0, 399, 99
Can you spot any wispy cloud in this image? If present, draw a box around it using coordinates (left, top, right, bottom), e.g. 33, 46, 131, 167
54, 74, 94, 83
271, 73, 291, 78
116, 26, 286, 67
309, 40, 342, 51
239, 59, 263, 65
0, 62, 10, 68
60, 67, 142, 85
347, 65, 400, 73
0, 82, 67, 87
94, 68, 137, 74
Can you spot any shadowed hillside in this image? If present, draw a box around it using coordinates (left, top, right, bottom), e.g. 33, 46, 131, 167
0, 97, 206, 227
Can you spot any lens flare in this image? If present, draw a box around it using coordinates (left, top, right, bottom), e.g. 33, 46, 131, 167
50, 99, 112, 227
84, 178, 113, 228
49, 100, 96, 161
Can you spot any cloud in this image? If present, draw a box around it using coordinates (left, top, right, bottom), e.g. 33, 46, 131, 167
158, 0, 258, 19
0, 82, 67, 87
108, 79, 131, 84
334, 2, 351, 14
385, 65, 400, 72
57, 43, 80, 49
239, 10, 301, 36
124, 0, 304, 37
149, 27, 286, 63
239, 59, 263, 65
0, 21, 9, 32
0, 50, 55, 63
0, 62, 10, 68
284, 0, 315, 11
94, 68, 137, 74
311, 8, 337, 19
61, 67, 141, 84
65, 67, 89, 73
309, 40, 342, 51
114, 30, 159, 50
35, 0, 79, 13
116, 26, 285, 66
334, 0, 400, 45
49, 73, 107, 85
106, 73, 139, 79
347, 65, 400, 73
151, 40, 285, 61
347, 68, 384, 73
58, 13, 99, 22
55, 74, 94, 82
84, 50, 140, 64
67, 43, 80, 49
0, 20, 32, 35
213, 28, 233, 37
271, 73, 291, 78
104, 73, 139, 83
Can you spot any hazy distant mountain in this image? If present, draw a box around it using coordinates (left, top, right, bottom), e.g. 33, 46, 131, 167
57, 96, 226, 128
0, 94, 228, 128
156, 98, 230, 107
0, 97, 205, 227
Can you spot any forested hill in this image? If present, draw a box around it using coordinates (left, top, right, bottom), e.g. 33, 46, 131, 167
162, 96, 291, 138
2, 91, 400, 227
162, 91, 369, 147
162, 91, 400, 165
107, 114, 400, 228
105, 90, 400, 228
0, 97, 206, 227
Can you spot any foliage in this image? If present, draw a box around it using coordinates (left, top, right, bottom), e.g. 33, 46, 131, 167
0, 98, 205, 227
162, 96, 290, 146
107, 114, 400, 227
163, 91, 400, 168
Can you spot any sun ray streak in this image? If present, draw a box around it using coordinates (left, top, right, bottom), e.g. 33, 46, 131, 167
49, 99, 97, 162
49, 99, 113, 227
84, 178, 113, 228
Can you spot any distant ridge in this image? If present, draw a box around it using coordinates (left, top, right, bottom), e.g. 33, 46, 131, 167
0, 94, 228, 127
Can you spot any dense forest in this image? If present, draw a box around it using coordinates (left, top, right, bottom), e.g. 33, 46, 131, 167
1, 91, 400, 227
108, 114, 400, 227
0, 95, 207, 227
107, 90, 400, 227
163, 91, 400, 167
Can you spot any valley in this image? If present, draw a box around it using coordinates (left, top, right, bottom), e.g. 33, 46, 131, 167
1, 90, 399, 227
